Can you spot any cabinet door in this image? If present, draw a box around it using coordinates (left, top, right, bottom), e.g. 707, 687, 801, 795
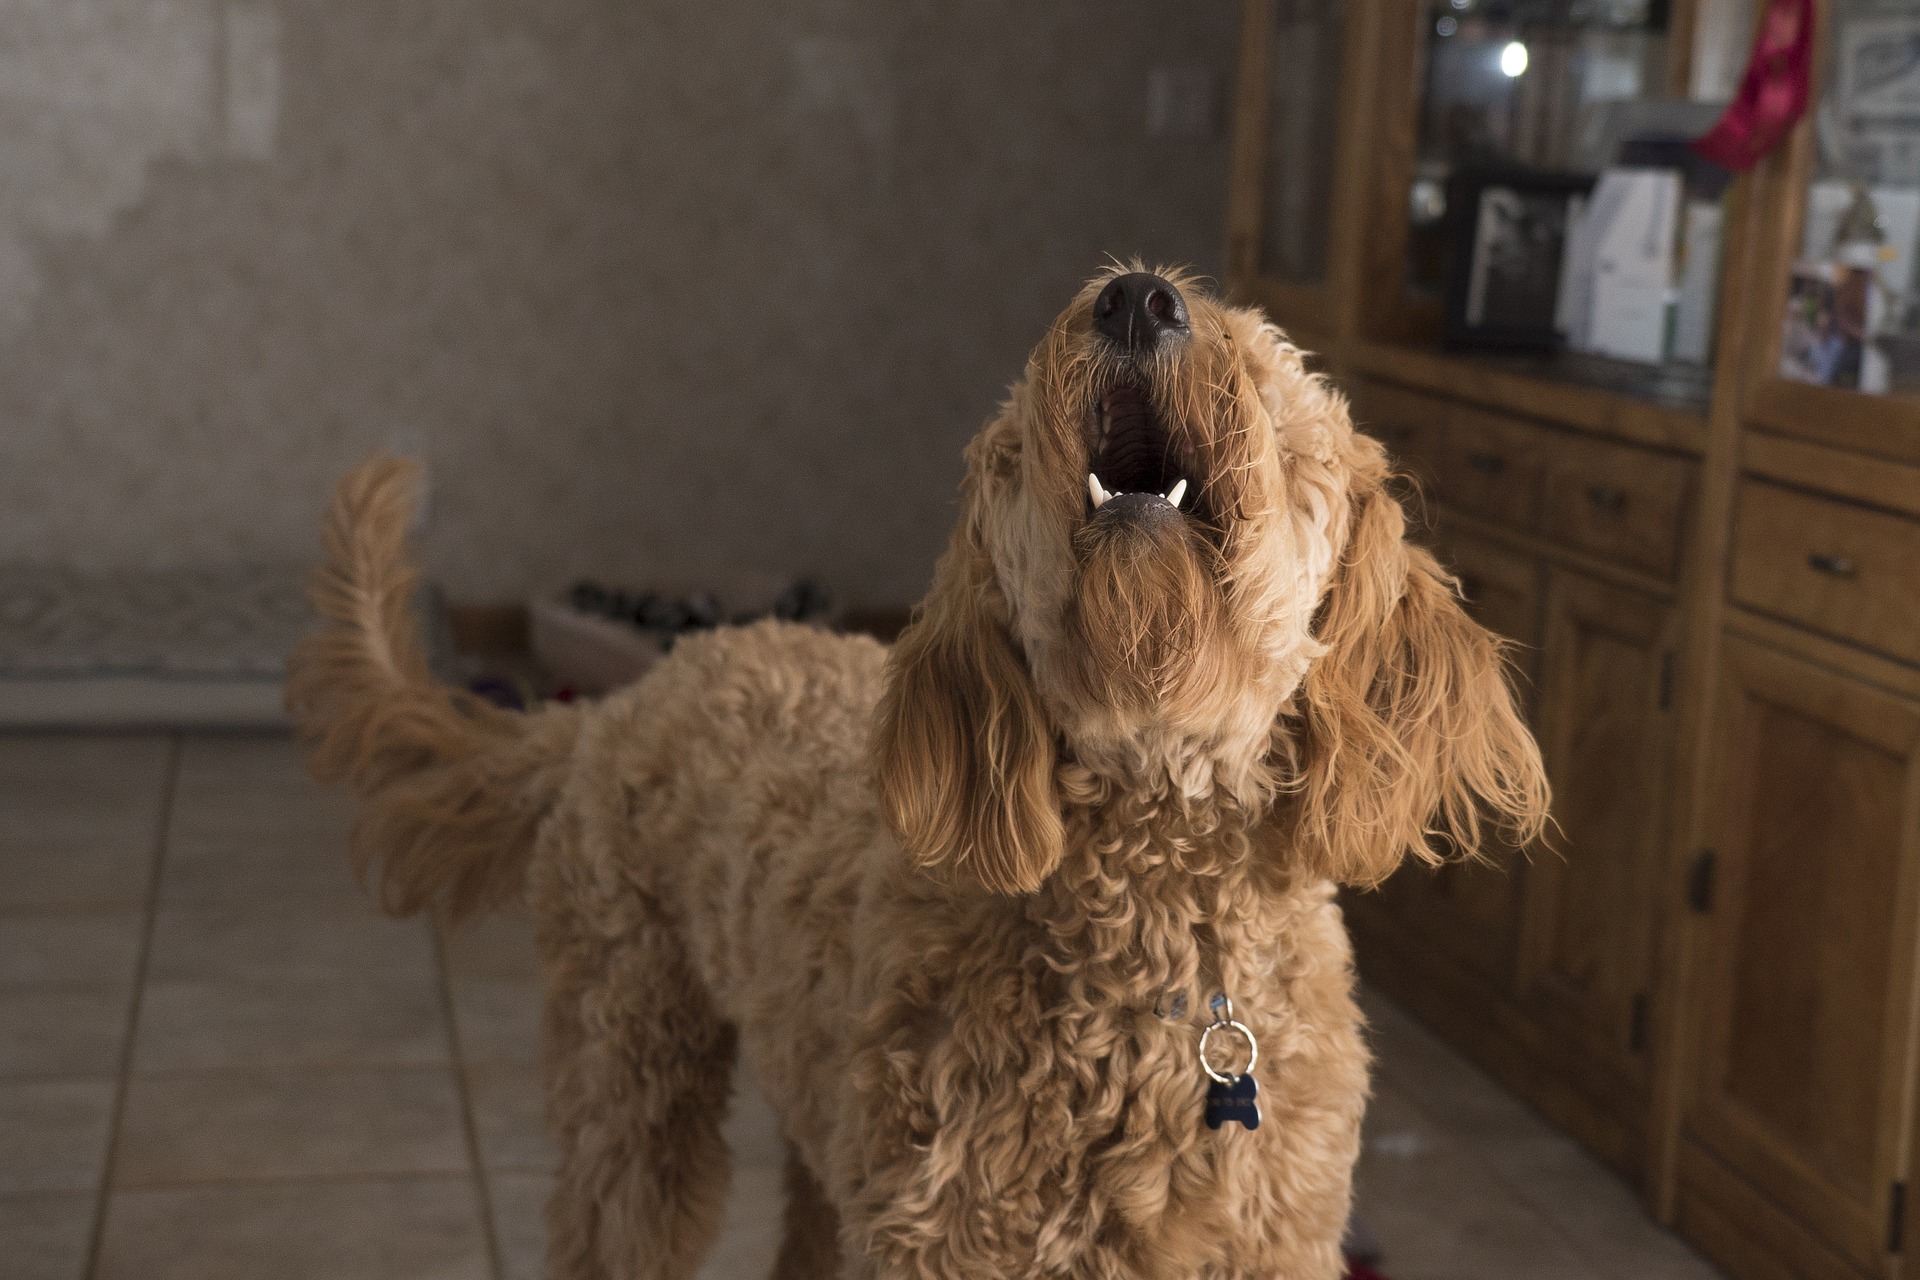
1372, 532, 1542, 994
1228, 0, 1351, 302
1256, 0, 1346, 287
1684, 636, 1920, 1276
1520, 570, 1676, 1100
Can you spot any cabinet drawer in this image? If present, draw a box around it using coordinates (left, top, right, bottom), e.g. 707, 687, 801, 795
1440, 407, 1545, 531
1730, 481, 1920, 666
1541, 436, 1694, 578
1436, 532, 1543, 652
1349, 379, 1445, 487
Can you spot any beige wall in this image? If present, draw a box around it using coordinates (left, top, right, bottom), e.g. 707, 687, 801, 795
0, 2, 1236, 608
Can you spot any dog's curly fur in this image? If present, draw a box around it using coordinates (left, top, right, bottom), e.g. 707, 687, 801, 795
287, 266, 1548, 1279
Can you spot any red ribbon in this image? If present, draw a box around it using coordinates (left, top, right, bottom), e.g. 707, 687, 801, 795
1691, 0, 1815, 171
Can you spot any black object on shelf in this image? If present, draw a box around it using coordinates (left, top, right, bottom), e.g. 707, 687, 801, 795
1442, 166, 1596, 354
565, 577, 834, 650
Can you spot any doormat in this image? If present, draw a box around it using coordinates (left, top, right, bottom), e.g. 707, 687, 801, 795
0, 564, 320, 730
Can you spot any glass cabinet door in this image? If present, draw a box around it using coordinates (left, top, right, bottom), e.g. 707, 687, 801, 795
1407, 0, 1681, 299
1377, 0, 1753, 395
1778, 0, 1920, 399
1258, 0, 1348, 286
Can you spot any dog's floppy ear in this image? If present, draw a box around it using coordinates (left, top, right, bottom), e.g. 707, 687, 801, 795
1286, 447, 1549, 886
874, 446, 1062, 896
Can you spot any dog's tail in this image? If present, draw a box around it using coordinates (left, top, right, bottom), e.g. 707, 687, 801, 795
286, 454, 583, 923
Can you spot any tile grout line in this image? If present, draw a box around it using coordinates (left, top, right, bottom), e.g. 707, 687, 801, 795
432, 917, 507, 1280
82, 734, 184, 1280
86, 1166, 509, 1195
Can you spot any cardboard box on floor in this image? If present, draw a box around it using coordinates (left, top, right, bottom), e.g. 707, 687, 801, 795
531, 572, 837, 696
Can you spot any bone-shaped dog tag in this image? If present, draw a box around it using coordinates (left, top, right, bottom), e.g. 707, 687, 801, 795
1199, 994, 1261, 1131
1204, 1073, 1261, 1130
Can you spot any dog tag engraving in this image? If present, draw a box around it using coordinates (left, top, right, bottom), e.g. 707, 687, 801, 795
1204, 1073, 1261, 1130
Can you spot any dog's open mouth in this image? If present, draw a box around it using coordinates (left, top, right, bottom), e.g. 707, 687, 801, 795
1086, 381, 1192, 520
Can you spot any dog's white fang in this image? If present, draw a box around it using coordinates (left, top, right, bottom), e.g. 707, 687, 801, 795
1165, 479, 1187, 508
1089, 473, 1109, 508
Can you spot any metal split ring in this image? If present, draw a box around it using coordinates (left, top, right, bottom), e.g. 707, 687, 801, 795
1198, 1017, 1259, 1085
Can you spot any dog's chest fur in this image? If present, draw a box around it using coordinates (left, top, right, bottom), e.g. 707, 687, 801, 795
740, 803, 1362, 1278
611, 629, 1365, 1278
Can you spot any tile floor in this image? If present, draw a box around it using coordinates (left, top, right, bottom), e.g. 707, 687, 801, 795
0, 732, 1721, 1279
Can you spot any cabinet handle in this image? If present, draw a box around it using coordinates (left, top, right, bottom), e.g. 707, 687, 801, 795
1807, 552, 1858, 578
1585, 484, 1628, 514
1466, 451, 1507, 474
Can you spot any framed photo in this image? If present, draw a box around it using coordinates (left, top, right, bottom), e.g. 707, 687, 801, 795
1780, 260, 1871, 390
1443, 168, 1595, 352
1838, 16, 1920, 123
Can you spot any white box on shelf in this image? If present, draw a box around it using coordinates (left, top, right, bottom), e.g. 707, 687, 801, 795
1583, 167, 1682, 364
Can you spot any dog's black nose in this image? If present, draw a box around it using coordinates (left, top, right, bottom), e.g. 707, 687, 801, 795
1092, 273, 1189, 351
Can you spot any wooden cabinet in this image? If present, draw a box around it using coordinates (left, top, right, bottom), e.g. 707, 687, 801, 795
1228, 1, 1920, 1275
1679, 636, 1920, 1277
1343, 388, 1694, 1176
1521, 573, 1677, 1156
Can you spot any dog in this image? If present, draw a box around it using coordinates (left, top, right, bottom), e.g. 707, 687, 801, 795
288, 265, 1549, 1279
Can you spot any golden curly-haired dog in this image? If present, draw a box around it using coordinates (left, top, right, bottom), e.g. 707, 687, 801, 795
288, 266, 1549, 1279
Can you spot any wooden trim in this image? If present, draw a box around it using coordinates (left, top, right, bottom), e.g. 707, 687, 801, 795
1644, 170, 1765, 1221
1725, 607, 1920, 706
1746, 380, 1920, 468
1227, 0, 1384, 341
1516, 568, 1679, 1149
1355, 0, 1435, 346
1737, 7, 1821, 416
1664, 0, 1705, 99
1321, 0, 1386, 345
1434, 504, 1680, 603
1349, 341, 1711, 452
1744, 430, 1920, 521
1721, 634, 1920, 778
